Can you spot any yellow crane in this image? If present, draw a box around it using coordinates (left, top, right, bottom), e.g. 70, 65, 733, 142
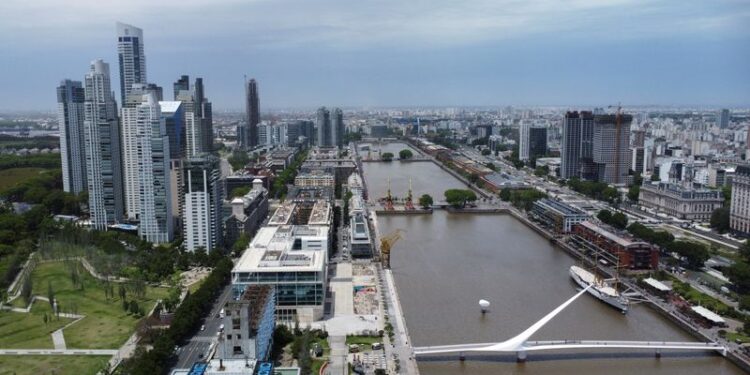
380, 229, 404, 268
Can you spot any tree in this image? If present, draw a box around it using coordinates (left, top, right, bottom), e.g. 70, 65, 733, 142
710, 207, 731, 233
727, 261, 750, 294
597, 209, 612, 223
230, 186, 250, 198
47, 281, 54, 309
418, 194, 433, 209
650, 173, 661, 181
398, 149, 413, 160
481, 149, 491, 156
534, 165, 549, 177
665, 241, 709, 270
627, 185, 640, 202
381, 152, 394, 162
611, 212, 628, 230
485, 162, 497, 171
444, 189, 477, 208
467, 173, 480, 184
21, 275, 32, 305
227, 151, 250, 171
232, 233, 251, 257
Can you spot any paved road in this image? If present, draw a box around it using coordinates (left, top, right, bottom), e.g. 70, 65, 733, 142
174, 282, 234, 369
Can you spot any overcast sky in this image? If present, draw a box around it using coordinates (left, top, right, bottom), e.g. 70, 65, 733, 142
1, 0, 749, 111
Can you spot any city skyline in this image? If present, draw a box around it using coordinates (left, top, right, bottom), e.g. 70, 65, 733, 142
0, 0, 748, 111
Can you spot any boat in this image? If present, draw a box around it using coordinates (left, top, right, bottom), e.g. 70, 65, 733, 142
569, 265, 629, 313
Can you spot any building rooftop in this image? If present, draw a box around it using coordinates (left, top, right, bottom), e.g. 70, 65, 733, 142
234, 225, 328, 273
535, 198, 588, 217
308, 200, 331, 226
643, 278, 671, 292
268, 203, 296, 226
578, 220, 638, 248
691, 305, 726, 324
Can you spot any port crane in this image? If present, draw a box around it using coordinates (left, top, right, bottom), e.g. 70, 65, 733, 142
380, 229, 404, 268
384, 177, 395, 211
404, 178, 415, 210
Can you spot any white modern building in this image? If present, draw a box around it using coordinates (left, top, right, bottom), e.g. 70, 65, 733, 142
83, 59, 125, 229
232, 225, 329, 323
731, 165, 750, 235
57, 79, 87, 194
519, 121, 530, 161
116, 22, 147, 103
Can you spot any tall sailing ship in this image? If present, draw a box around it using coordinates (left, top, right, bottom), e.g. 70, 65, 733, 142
569, 265, 629, 313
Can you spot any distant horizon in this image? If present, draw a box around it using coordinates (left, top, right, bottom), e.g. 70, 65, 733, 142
2, 103, 749, 116
1, 0, 748, 112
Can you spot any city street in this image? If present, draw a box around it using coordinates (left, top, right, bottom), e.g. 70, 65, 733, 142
174, 282, 234, 369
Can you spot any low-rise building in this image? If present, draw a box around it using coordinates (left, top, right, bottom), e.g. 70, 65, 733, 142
530, 198, 590, 233
224, 179, 269, 248
571, 221, 659, 270
232, 225, 329, 323
638, 181, 723, 221
294, 171, 335, 188
219, 285, 276, 361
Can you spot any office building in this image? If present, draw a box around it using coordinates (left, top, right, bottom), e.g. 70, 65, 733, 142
57, 79, 87, 194
731, 165, 750, 235
560, 111, 594, 179
639, 182, 723, 221
232, 225, 329, 323
528, 126, 547, 160
331, 107, 344, 147
160, 101, 184, 160
173, 75, 189, 100
519, 122, 530, 161
592, 114, 632, 185
183, 156, 223, 252
116, 22, 147, 103
83, 59, 124, 229
294, 171, 335, 188
530, 198, 589, 233
241, 78, 260, 149
718, 109, 730, 129
631, 146, 646, 175
175, 76, 213, 157
219, 285, 276, 361
316, 107, 331, 147
225, 179, 269, 248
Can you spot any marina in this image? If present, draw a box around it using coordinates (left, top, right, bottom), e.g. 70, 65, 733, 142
361, 142, 743, 375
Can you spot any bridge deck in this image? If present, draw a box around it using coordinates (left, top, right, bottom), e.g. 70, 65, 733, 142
413, 340, 725, 355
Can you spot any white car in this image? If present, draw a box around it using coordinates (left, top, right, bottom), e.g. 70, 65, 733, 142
200, 324, 205, 331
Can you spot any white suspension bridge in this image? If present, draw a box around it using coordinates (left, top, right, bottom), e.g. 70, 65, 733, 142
413, 286, 726, 362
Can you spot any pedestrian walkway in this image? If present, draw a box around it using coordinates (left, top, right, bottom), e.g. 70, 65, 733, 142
327, 335, 347, 375
0, 349, 118, 356
52, 329, 66, 350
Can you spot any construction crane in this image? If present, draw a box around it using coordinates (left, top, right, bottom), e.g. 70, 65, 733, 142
380, 229, 404, 268
608, 103, 624, 185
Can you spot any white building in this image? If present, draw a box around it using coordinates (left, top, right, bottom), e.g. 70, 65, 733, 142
123, 91, 173, 243
519, 121, 530, 161
232, 225, 329, 323
116, 22, 147, 103
731, 165, 750, 234
84, 59, 125, 229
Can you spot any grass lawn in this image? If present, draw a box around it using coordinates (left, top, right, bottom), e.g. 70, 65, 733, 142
312, 358, 327, 374
726, 331, 750, 344
0, 303, 73, 349
345, 335, 382, 347
0, 168, 49, 190
0, 355, 110, 375
29, 261, 168, 349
